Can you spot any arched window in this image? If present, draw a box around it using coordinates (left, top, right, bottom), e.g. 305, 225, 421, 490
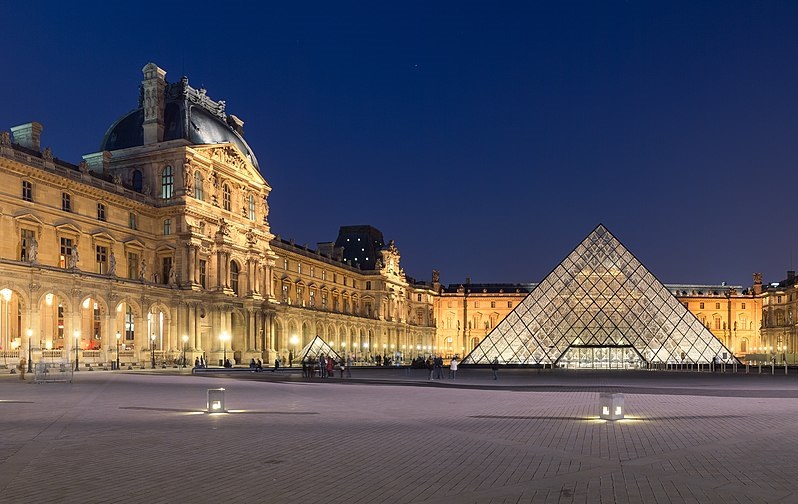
248, 194, 256, 221
223, 184, 231, 211
161, 165, 174, 199
132, 170, 143, 193
230, 261, 239, 295
194, 171, 203, 201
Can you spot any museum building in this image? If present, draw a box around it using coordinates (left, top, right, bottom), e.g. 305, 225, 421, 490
0, 62, 772, 369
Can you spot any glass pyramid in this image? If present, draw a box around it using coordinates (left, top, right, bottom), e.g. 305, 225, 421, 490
296, 336, 342, 364
463, 224, 735, 368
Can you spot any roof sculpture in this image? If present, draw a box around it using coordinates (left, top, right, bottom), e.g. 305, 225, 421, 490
463, 224, 735, 367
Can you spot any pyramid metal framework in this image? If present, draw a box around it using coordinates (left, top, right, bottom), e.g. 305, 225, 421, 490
463, 225, 735, 367
296, 336, 342, 364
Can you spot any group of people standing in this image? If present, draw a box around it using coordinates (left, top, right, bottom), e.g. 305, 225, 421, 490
425, 355, 459, 380
302, 353, 353, 379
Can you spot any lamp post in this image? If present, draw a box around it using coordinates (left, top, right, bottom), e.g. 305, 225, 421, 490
115, 332, 121, 370
289, 335, 298, 366
220, 332, 230, 366
26, 328, 33, 373
182, 335, 188, 368
151, 333, 156, 369
74, 330, 80, 371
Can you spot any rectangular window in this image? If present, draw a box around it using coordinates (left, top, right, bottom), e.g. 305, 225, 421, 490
507, 301, 512, 308
742, 302, 746, 309
20, 229, 35, 261
59, 237, 73, 269
310, 266, 315, 278
199, 260, 207, 288
96, 245, 108, 274
129, 212, 137, 230
490, 301, 495, 308
778, 296, 782, 304
127, 252, 139, 280
297, 262, 302, 274
283, 259, 288, 270
474, 301, 478, 308
418, 293, 422, 302
366, 281, 371, 290
715, 302, 720, 310
163, 219, 172, 235
61, 193, 71, 212
161, 166, 174, 199
322, 270, 326, 281
97, 203, 107, 221
700, 302, 705, 309
125, 306, 135, 341
22, 180, 32, 202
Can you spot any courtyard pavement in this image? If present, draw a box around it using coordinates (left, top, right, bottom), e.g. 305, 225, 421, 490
2, 365, 798, 503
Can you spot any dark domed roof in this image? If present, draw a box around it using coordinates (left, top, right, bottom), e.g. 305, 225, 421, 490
100, 77, 259, 169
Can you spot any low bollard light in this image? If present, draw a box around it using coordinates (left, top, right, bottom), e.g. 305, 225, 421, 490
599, 392, 624, 420
207, 388, 226, 413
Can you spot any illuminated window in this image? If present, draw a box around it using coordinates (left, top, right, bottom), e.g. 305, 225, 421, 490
96, 246, 108, 274
248, 194, 256, 220
125, 306, 135, 341
222, 184, 231, 211
161, 165, 174, 199
59, 238, 73, 269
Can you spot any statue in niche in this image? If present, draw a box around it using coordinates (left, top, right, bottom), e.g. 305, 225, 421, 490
218, 218, 230, 236
28, 235, 38, 263
183, 162, 193, 193
139, 258, 147, 281
79, 160, 89, 173
42, 147, 53, 162
68, 246, 79, 269
108, 251, 116, 276
168, 265, 177, 286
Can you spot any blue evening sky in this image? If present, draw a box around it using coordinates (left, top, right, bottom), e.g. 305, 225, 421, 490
2, 1, 797, 287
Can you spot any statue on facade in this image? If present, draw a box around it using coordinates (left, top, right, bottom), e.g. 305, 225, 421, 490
432, 270, 440, 284
139, 258, 147, 281
108, 251, 116, 276
28, 235, 38, 263
68, 246, 79, 269
42, 147, 54, 162
168, 264, 177, 286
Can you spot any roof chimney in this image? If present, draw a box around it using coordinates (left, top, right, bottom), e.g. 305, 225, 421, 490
788, 271, 795, 283
10, 122, 43, 151
141, 63, 167, 145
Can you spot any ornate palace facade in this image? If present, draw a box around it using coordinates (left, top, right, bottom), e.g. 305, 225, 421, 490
0, 62, 774, 369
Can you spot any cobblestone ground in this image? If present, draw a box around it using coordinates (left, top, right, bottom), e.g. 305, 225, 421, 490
1, 367, 797, 503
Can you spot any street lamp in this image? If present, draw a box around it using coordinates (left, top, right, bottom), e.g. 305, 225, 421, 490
26, 328, 32, 373
115, 332, 121, 370
220, 332, 230, 366
182, 335, 188, 368
289, 335, 299, 366
151, 333, 156, 369
74, 330, 80, 371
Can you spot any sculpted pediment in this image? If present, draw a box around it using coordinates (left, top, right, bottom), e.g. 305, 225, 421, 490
194, 144, 265, 185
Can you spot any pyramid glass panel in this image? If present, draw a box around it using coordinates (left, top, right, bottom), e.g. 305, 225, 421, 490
463, 225, 735, 368
295, 336, 342, 364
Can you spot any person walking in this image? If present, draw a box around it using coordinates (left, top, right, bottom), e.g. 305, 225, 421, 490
346, 354, 353, 378
491, 358, 499, 380
427, 356, 435, 380
450, 357, 458, 380
18, 358, 26, 380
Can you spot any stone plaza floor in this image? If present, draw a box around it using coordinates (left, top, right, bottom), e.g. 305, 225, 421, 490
2, 366, 798, 503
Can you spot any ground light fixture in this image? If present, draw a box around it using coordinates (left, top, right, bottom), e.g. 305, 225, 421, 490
599, 392, 624, 420
207, 388, 226, 413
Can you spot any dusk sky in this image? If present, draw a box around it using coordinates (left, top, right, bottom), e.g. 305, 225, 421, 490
2, 2, 797, 288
